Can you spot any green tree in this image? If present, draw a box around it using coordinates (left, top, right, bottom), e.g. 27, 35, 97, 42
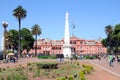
111, 24, 120, 54
7, 29, 34, 55
13, 5, 27, 56
105, 25, 113, 35
102, 24, 120, 54
21, 28, 34, 53
8, 30, 18, 52
101, 38, 107, 47
31, 24, 42, 56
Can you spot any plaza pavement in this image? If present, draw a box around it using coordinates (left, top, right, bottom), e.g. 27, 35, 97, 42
89, 59, 120, 78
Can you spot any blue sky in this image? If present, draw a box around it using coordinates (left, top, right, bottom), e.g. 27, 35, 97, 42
0, 0, 120, 50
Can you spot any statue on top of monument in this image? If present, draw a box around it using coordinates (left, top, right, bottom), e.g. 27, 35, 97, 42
66, 12, 69, 20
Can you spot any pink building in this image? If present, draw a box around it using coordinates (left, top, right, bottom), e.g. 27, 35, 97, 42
31, 36, 107, 56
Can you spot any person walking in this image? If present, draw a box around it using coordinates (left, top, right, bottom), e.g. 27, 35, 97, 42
108, 54, 114, 67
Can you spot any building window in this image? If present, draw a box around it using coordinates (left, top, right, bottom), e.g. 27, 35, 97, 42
70, 41, 76, 44
80, 42, 83, 44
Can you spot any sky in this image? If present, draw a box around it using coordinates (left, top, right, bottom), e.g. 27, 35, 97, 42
0, 0, 120, 50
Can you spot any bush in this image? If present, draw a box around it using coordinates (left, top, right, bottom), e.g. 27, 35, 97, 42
82, 64, 86, 68
56, 77, 66, 80
61, 77, 66, 80
56, 78, 61, 80
0, 68, 2, 72
68, 76, 74, 80
50, 55, 57, 59
79, 71, 85, 80
37, 62, 58, 69
83, 55, 91, 59
0, 76, 4, 80
6, 75, 12, 80
38, 56, 49, 59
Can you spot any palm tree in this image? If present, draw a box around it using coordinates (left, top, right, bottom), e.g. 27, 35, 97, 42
13, 5, 27, 57
105, 25, 113, 35
31, 24, 41, 56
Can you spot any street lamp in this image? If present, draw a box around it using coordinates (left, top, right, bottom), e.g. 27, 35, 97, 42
2, 21, 8, 55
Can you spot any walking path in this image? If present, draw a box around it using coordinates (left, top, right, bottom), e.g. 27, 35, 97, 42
0, 57, 57, 68
89, 59, 120, 77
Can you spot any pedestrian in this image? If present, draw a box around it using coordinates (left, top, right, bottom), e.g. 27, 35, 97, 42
13, 57, 15, 63
108, 54, 114, 67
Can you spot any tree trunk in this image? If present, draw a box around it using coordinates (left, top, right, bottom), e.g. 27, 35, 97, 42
18, 18, 21, 57
35, 34, 37, 56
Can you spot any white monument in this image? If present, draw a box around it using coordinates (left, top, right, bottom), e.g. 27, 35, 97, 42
63, 12, 71, 58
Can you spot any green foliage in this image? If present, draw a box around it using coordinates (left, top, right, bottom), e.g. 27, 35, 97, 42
0, 61, 93, 80
27, 62, 32, 66
61, 77, 66, 80
36, 62, 58, 69
68, 76, 74, 80
56, 77, 66, 80
21, 28, 34, 52
0, 68, 2, 72
50, 55, 57, 59
35, 68, 40, 77
56, 78, 61, 80
7, 29, 18, 50
6, 75, 12, 80
31, 24, 42, 36
103, 24, 120, 54
7, 28, 34, 52
38, 55, 57, 59
38, 56, 49, 59
82, 64, 86, 68
0, 76, 4, 80
77, 62, 79, 66
73, 55, 78, 60
83, 55, 91, 59
82, 64, 94, 74
79, 71, 85, 80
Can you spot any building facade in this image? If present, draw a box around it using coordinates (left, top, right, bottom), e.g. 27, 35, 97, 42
31, 36, 107, 56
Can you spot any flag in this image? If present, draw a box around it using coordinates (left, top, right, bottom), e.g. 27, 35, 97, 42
73, 24, 75, 29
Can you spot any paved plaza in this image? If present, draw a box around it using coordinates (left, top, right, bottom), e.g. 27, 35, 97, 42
90, 59, 120, 78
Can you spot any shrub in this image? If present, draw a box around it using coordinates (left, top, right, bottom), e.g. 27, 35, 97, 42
79, 71, 85, 80
27, 62, 31, 66
56, 77, 66, 80
35, 68, 40, 77
77, 62, 79, 66
0, 68, 2, 72
6, 75, 12, 80
29, 67, 33, 72
50, 55, 57, 59
82, 64, 86, 68
68, 76, 74, 80
81, 70, 86, 74
85, 68, 90, 74
38, 56, 49, 59
38, 62, 58, 69
80, 76, 86, 80
61, 77, 66, 80
56, 78, 61, 80
2, 68, 6, 71
0, 76, 4, 80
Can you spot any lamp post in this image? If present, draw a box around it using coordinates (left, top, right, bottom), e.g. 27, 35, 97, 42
2, 21, 8, 55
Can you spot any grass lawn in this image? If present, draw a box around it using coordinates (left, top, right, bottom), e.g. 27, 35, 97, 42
0, 61, 93, 80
